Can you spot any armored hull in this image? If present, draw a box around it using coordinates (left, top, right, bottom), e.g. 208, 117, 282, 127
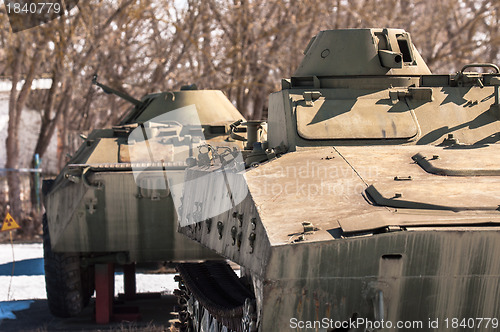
176, 29, 500, 331
44, 89, 243, 260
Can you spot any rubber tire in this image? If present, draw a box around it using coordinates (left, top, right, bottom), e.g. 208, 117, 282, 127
43, 213, 90, 317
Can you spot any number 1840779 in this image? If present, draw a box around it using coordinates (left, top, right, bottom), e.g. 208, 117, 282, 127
5, 2, 61, 15
443, 318, 499, 329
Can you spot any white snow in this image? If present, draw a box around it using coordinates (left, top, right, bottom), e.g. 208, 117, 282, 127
0, 243, 44, 265
0, 275, 47, 301
0, 79, 52, 92
114, 273, 178, 297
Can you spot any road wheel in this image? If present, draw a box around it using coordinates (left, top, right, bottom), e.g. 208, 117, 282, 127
43, 213, 91, 317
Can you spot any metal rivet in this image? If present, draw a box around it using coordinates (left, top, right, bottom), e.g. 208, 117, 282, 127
248, 233, 256, 253
251, 218, 257, 230
231, 226, 237, 245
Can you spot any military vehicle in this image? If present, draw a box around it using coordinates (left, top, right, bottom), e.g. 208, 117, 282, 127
175, 28, 500, 331
42, 77, 248, 318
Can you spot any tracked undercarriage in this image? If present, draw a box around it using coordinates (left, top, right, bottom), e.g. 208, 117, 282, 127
174, 261, 257, 332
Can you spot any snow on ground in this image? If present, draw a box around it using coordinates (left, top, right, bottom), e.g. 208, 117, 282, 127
0, 243, 44, 265
114, 273, 178, 297
0, 243, 178, 322
0, 275, 47, 301
0, 243, 46, 301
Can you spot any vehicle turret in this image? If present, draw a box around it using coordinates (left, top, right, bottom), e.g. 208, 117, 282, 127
294, 28, 431, 77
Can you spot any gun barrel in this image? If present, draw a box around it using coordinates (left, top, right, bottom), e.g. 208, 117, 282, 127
92, 75, 143, 107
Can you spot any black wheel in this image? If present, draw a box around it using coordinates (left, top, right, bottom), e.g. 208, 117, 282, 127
43, 213, 93, 317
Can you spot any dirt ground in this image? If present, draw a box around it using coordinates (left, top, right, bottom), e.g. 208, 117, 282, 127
0, 294, 179, 332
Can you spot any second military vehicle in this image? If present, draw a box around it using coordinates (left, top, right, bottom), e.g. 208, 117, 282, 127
42, 78, 248, 317
175, 28, 500, 331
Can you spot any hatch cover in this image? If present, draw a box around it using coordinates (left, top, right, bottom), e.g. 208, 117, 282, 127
297, 98, 418, 139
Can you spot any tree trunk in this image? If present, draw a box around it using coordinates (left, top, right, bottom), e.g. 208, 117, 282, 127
6, 37, 43, 221
6, 38, 23, 221
30, 69, 61, 209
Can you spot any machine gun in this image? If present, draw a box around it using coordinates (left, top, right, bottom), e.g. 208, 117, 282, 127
92, 74, 143, 107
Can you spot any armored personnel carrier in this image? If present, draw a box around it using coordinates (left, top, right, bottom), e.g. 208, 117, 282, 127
175, 28, 500, 331
42, 78, 247, 317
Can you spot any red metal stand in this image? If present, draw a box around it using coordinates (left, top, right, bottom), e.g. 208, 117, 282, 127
95, 263, 115, 324
94, 263, 142, 324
